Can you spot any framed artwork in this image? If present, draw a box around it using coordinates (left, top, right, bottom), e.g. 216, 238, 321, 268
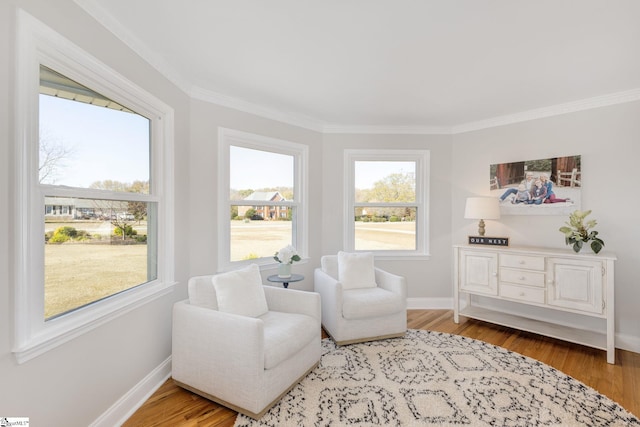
490, 155, 581, 215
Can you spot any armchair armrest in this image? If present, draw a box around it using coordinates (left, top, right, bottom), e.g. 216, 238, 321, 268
263, 286, 321, 322
314, 268, 344, 334
375, 268, 407, 304
172, 301, 264, 384
314, 268, 344, 308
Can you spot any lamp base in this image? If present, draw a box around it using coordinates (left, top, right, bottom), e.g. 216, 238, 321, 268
477, 219, 486, 236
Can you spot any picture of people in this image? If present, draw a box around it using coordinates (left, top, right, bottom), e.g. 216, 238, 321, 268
512, 184, 531, 204
490, 155, 580, 215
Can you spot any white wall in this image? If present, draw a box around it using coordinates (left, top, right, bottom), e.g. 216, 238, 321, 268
0, 1, 191, 425
321, 133, 454, 303
451, 101, 640, 351
0, 0, 13, 418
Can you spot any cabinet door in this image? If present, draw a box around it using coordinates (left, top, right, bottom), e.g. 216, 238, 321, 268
547, 257, 603, 314
459, 250, 498, 296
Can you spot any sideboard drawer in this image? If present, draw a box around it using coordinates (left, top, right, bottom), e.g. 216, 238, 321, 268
500, 283, 545, 304
500, 254, 545, 271
500, 268, 545, 287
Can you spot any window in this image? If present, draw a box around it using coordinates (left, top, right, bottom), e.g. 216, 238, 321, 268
14, 12, 174, 363
39, 67, 157, 320
218, 128, 308, 269
344, 149, 430, 258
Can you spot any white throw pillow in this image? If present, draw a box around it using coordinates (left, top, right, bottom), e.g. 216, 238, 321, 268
337, 251, 377, 290
212, 264, 269, 317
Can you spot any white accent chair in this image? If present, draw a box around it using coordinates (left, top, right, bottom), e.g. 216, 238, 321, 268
314, 252, 407, 345
172, 265, 321, 419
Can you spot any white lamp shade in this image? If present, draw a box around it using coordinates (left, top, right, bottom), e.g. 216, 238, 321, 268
464, 197, 500, 220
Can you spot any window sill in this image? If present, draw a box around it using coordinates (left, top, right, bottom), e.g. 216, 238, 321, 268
13, 280, 176, 364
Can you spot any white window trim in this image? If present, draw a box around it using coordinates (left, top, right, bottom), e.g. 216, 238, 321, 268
13, 11, 175, 363
344, 149, 430, 260
218, 128, 309, 271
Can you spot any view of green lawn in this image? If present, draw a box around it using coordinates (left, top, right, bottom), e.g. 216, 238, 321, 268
44, 220, 149, 319
45, 244, 148, 319
45, 219, 416, 318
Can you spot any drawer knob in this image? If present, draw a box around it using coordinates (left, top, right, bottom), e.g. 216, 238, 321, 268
519, 292, 525, 297
519, 260, 526, 264
519, 276, 526, 280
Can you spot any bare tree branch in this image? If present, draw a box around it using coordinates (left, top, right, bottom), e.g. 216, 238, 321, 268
39, 128, 75, 184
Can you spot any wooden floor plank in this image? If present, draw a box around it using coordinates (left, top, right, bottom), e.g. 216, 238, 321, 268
123, 310, 640, 426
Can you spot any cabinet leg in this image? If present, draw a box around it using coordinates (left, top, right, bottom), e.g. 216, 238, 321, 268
607, 349, 615, 364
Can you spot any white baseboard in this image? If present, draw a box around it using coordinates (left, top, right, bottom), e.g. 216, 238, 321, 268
616, 332, 640, 355
90, 356, 172, 427
407, 297, 453, 310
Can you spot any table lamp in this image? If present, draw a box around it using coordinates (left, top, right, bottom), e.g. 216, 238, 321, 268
464, 197, 500, 236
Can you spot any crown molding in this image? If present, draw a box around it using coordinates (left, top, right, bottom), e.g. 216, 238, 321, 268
322, 124, 452, 135
452, 88, 640, 134
190, 85, 640, 135
322, 87, 640, 134
190, 87, 325, 133
76, 0, 327, 133
74, 0, 194, 95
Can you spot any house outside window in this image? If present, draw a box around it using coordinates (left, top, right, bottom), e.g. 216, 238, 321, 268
218, 128, 308, 268
14, 12, 174, 363
237, 191, 288, 220
344, 149, 430, 258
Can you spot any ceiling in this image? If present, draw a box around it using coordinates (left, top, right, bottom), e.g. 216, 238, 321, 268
75, 0, 640, 133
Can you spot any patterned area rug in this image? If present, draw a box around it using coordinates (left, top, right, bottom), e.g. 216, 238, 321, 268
234, 329, 639, 427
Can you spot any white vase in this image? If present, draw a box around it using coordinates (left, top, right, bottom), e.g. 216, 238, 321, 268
278, 263, 292, 278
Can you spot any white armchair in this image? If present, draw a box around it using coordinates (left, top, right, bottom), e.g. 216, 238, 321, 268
172, 265, 321, 419
314, 252, 407, 345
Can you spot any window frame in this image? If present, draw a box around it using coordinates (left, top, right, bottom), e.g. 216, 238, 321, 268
218, 128, 308, 271
13, 11, 175, 363
344, 149, 430, 259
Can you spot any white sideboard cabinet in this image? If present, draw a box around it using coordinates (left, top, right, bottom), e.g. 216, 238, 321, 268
453, 244, 616, 363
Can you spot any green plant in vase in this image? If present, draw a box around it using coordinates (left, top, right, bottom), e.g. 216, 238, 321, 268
559, 209, 604, 254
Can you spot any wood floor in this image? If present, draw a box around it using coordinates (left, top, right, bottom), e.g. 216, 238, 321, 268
123, 310, 640, 426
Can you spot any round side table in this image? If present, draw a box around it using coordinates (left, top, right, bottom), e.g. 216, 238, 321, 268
267, 273, 304, 289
